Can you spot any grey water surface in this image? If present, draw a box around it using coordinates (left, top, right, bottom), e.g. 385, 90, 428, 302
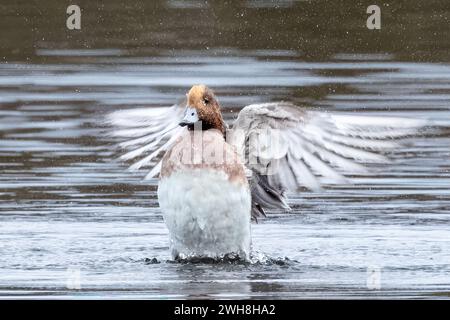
0, 0, 449, 299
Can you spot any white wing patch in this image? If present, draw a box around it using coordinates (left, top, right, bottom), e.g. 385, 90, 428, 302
106, 103, 185, 179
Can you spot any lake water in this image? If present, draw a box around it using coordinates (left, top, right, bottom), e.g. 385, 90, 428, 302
0, 0, 449, 299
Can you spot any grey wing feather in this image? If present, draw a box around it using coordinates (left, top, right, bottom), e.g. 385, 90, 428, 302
229, 102, 428, 220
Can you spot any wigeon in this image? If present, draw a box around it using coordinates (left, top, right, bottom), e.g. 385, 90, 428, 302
108, 84, 427, 261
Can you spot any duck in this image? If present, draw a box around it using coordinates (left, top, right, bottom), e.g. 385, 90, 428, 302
107, 84, 427, 261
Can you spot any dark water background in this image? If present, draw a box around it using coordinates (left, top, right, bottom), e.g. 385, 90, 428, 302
0, 0, 449, 298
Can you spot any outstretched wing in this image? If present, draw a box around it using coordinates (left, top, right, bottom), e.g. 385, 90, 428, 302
105, 100, 186, 179
228, 102, 428, 219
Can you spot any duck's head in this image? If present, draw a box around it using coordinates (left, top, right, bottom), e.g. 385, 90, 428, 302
179, 84, 225, 135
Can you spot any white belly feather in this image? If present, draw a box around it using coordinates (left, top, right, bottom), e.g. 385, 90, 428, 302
158, 168, 251, 260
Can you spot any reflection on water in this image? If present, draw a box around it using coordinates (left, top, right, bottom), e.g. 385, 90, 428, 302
0, 0, 450, 298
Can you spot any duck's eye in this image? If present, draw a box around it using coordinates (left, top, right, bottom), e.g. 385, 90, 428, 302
203, 97, 210, 105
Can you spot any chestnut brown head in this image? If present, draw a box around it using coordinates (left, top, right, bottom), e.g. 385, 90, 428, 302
179, 85, 225, 135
